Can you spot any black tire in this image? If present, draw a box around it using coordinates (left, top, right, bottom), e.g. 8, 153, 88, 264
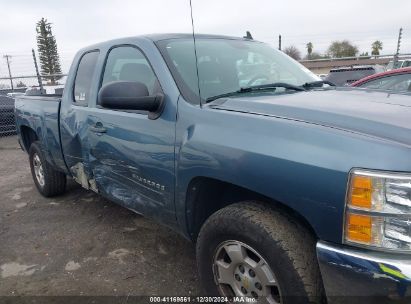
196, 201, 324, 304
29, 141, 66, 197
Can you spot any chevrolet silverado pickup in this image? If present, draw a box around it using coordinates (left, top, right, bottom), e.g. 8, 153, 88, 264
15, 34, 411, 303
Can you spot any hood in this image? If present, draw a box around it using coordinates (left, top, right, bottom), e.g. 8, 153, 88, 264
208, 88, 411, 146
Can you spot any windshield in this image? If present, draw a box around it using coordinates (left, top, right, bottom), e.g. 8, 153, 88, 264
157, 38, 319, 103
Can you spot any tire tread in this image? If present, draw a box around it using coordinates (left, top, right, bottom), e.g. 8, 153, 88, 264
29, 141, 66, 197
196, 201, 324, 303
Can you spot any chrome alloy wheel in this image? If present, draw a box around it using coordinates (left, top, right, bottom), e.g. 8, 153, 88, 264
213, 240, 282, 303
33, 153, 45, 187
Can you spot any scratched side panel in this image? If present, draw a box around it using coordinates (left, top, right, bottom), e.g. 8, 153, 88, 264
59, 106, 96, 184
74, 37, 181, 228
87, 101, 177, 227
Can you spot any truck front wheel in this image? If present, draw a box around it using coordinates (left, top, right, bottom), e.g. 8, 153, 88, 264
196, 202, 324, 304
29, 141, 66, 197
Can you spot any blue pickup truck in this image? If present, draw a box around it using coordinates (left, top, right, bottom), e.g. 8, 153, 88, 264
15, 34, 411, 303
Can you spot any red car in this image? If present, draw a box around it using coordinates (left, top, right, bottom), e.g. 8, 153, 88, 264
351, 67, 411, 93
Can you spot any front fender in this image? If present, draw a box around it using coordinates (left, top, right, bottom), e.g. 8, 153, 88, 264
174, 100, 411, 243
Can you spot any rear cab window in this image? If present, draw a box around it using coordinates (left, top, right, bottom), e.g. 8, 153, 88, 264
73, 51, 100, 106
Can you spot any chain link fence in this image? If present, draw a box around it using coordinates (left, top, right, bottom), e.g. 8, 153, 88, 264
0, 52, 69, 139
0, 94, 16, 137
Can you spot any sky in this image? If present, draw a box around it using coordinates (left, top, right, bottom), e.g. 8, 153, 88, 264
0, 0, 410, 76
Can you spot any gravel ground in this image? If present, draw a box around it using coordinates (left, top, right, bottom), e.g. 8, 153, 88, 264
0, 135, 201, 297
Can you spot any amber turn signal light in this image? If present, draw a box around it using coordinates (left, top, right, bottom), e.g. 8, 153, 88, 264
345, 213, 372, 244
350, 175, 372, 209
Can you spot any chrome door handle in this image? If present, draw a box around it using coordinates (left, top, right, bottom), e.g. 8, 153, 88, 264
90, 123, 107, 134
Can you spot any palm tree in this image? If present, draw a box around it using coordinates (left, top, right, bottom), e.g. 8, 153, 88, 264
306, 42, 313, 59
371, 40, 383, 57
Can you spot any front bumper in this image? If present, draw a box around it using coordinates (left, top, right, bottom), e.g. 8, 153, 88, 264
317, 241, 411, 303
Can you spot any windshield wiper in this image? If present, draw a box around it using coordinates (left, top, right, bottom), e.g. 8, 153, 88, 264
240, 82, 306, 93
205, 90, 247, 103
206, 82, 305, 103
302, 80, 335, 89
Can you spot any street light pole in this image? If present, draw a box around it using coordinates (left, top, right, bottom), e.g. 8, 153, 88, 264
32, 49, 44, 92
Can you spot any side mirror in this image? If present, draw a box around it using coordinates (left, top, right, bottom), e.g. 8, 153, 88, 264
98, 81, 165, 120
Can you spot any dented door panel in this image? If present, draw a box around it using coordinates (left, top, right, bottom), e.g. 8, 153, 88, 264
87, 100, 177, 226
59, 48, 103, 189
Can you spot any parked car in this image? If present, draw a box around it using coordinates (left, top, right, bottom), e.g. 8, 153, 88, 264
0, 95, 16, 136
325, 65, 385, 86
15, 34, 411, 303
6, 92, 25, 98
386, 59, 411, 71
351, 67, 411, 93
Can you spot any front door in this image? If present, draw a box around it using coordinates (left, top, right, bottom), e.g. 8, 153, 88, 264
87, 45, 177, 226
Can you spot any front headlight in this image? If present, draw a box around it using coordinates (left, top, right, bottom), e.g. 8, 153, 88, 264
344, 169, 411, 252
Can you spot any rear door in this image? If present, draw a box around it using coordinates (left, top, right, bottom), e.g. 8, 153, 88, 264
87, 45, 177, 225
60, 50, 101, 188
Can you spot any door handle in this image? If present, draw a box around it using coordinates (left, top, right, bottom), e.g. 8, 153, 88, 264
90, 123, 107, 134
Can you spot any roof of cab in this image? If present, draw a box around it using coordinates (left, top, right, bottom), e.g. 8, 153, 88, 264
79, 33, 250, 52
143, 33, 247, 41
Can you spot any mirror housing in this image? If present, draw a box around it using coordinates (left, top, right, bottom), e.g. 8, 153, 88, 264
98, 81, 165, 119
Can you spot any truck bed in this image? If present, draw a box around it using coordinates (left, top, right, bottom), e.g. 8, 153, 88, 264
15, 94, 67, 173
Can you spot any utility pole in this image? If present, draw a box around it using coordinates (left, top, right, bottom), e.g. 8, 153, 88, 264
394, 27, 403, 65
278, 35, 282, 51
32, 49, 44, 92
3, 55, 14, 91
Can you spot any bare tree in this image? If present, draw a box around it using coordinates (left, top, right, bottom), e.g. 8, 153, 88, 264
283, 46, 301, 60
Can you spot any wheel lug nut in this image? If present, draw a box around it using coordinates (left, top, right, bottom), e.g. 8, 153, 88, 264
239, 265, 245, 273
249, 269, 256, 277
235, 274, 241, 281
255, 282, 262, 290
241, 287, 248, 294
251, 291, 258, 299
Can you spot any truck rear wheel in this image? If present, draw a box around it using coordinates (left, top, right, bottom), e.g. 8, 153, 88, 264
29, 141, 66, 197
196, 202, 324, 304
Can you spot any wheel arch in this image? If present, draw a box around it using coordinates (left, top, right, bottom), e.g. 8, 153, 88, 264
20, 125, 39, 152
185, 176, 318, 242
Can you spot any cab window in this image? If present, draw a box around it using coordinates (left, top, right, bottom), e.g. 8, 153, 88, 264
73, 51, 100, 106
101, 46, 161, 103
361, 73, 411, 92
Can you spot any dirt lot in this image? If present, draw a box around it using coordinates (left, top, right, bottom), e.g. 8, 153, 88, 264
0, 136, 201, 297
